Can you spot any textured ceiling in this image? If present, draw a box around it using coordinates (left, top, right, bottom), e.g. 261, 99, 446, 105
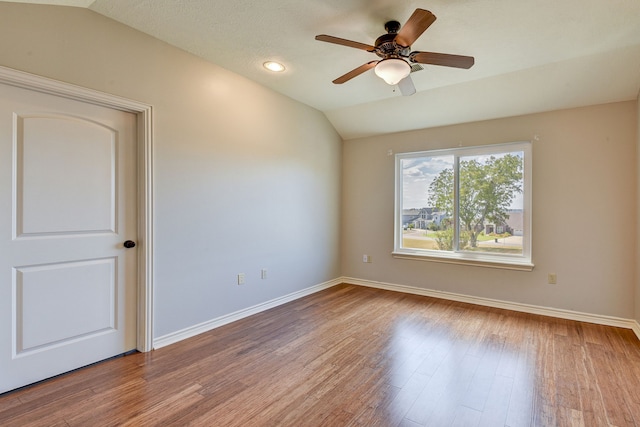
8, 0, 640, 139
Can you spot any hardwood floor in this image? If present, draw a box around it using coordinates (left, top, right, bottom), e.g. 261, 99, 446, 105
2, 284, 640, 426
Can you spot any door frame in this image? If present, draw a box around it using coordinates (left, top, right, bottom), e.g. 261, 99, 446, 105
0, 65, 154, 352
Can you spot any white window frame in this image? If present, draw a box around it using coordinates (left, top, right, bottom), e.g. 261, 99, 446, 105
393, 141, 533, 271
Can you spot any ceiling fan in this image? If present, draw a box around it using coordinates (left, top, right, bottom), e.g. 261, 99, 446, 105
315, 8, 474, 96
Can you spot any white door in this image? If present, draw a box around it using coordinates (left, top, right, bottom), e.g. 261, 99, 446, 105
0, 83, 138, 394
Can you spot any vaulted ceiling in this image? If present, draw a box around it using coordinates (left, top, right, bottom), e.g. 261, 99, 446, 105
7, 0, 640, 139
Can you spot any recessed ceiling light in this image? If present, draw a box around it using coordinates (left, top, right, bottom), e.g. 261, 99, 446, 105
263, 61, 285, 72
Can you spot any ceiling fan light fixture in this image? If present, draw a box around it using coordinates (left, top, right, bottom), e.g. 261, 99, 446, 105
374, 58, 410, 85
263, 61, 285, 72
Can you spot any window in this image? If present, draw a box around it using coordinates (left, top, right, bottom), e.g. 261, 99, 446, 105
394, 142, 532, 270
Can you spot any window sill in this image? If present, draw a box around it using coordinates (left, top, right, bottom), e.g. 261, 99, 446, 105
392, 251, 534, 271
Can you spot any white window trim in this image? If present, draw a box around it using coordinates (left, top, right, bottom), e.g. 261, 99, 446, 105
393, 141, 533, 271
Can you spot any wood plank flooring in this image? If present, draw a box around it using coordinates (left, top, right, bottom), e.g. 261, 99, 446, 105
2, 284, 640, 426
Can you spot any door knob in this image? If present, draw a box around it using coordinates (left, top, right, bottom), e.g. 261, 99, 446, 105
123, 240, 136, 248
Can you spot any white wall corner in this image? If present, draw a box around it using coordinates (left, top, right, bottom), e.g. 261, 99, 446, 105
341, 277, 640, 337
633, 320, 640, 341
636, 89, 640, 332
153, 278, 342, 349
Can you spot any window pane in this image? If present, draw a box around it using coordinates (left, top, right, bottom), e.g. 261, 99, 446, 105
401, 155, 454, 252
458, 151, 524, 255
395, 142, 531, 268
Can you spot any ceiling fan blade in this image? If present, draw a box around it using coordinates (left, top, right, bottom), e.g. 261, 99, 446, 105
395, 9, 436, 47
315, 35, 376, 52
398, 75, 416, 96
410, 52, 475, 69
332, 61, 378, 84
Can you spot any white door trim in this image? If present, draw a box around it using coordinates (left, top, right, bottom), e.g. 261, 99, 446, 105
0, 65, 154, 352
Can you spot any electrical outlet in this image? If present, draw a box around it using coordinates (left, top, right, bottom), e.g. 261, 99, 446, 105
261, 269, 267, 280
548, 273, 557, 284
237, 273, 245, 285
362, 254, 371, 263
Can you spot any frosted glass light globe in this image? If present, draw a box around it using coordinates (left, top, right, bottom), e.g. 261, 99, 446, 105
374, 58, 410, 85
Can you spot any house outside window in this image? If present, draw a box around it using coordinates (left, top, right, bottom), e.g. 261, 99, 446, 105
394, 141, 532, 270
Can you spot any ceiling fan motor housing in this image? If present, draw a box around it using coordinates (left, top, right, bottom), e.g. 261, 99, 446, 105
375, 21, 411, 59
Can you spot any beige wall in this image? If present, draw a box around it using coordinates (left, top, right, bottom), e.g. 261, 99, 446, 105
0, 3, 343, 338
342, 102, 637, 318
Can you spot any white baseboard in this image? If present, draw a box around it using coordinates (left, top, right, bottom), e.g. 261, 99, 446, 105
154, 276, 640, 349
342, 277, 640, 337
153, 278, 342, 349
